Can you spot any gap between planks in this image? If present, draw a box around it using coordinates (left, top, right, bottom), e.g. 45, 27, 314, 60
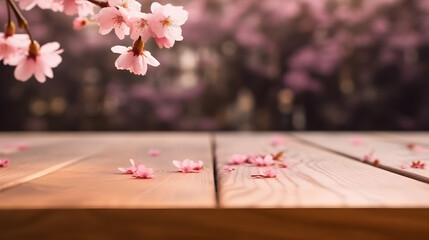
291, 133, 429, 184
210, 133, 220, 207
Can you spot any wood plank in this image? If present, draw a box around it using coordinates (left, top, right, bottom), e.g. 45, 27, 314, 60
0, 133, 126, 191
0, 134, 61, 155
216, 133, 429, 207
0, 133, 215, 208
380, 132, 429, 147
1, 209, 429, 240
292, 132, 429, 183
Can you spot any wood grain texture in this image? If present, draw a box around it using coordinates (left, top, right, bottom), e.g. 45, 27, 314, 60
0, 133, 215, 208
0, 134, 61, 155
216, 133, 429, 207
0, 133, 125, 192
293, 132, 429, 182
1, 209, 429, 240
380, 132, 429, 146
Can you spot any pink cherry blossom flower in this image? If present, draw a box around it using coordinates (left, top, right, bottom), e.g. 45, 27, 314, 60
108, 0, 141, 13
129, 12, 152, 41
0, 33, 30, 65
252, 168, 277, 178
172, 159, 203, 173
153, 36, 175, 49
270, 135, 286, 146
400, 164, 408, 169
61, 0, 94, 16
111, 45, 159, 75
252, 155, 274, 166
228, 154, 247, 165
73, 17, 88, 30
14, 41, 63, 83
16, 0, 57, 11
118, 159, 138, 174
411, 160, 425, 169
148, 149, 161, 157
133, 164, 154, 179
94, 6, 131, 40
0, 158, 10, 167
148, 2, 188, 48
223, 165, 235, 172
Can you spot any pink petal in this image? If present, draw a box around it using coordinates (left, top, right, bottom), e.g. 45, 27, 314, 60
115, 51, 135, 70
40, 42, 60, 54
0, 158, 10, 167
18, 143, 28, 151
150, 2, 162, 12
131, 55, 147, 75
33, 59, 48, 83
144, 51, 160, 66
271, 135, 286, 146
111, 45, 129, 54
224, 165, 235, 172
172, 160, 182, 169
148, 149, 161, 157
14, 58, 36, 82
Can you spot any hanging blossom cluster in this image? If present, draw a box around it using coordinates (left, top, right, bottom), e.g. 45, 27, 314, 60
0, 0, 188, 83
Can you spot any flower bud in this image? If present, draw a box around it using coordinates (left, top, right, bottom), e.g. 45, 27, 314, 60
132, 37, 144, 56
5, 22, 15, 37
29, 41, 40, 59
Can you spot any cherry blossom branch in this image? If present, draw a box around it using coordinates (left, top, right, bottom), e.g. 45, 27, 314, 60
6, 0, 34, 42
86, 0, 108, 8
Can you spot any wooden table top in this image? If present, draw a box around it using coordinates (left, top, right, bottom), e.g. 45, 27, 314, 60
1, 132, 429, 239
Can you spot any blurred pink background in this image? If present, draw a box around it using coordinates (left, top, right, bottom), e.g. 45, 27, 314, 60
1, 0, 429, 131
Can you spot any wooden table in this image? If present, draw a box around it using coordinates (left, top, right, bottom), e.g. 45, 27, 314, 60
1, 132, 429, 239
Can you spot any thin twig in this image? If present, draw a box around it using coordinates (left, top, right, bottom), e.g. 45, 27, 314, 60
6, 0, 34, 42
6, 1, 11, 24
